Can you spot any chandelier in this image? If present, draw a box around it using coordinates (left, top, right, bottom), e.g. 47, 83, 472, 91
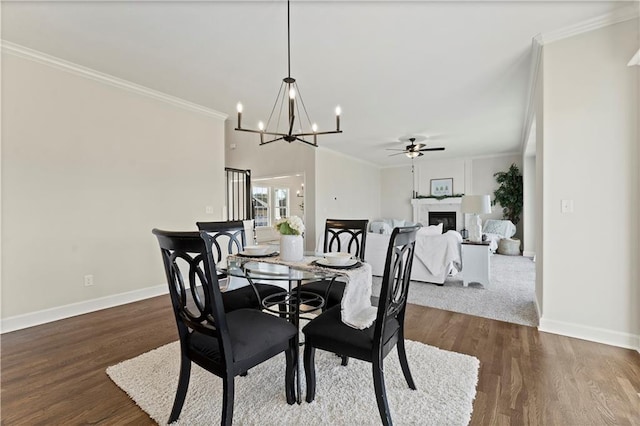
235, 0, 342, 147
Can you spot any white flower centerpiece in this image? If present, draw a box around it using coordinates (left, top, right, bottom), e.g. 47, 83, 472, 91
275, 216, 305, 262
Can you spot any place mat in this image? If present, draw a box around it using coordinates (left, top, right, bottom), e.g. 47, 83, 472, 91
309, 259, 362, 270
236, 251, 279, 258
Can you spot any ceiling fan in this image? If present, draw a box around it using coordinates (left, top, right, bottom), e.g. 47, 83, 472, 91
386, 135, 445, 158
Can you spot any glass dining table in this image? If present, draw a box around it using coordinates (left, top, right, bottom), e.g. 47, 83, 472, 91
218, 255, 343, 404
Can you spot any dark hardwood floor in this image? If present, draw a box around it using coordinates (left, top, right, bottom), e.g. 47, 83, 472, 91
2, 296, 639, 425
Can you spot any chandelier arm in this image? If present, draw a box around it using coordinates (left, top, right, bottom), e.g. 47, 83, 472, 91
295, 137, 318, 147
235, 128, 291, 138
294, 130, 342, 137
260, 136, 286, 146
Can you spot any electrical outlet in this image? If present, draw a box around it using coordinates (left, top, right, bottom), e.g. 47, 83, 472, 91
84, 274, 94, 287
205, 206, 214, 214
561, 199, 574, 213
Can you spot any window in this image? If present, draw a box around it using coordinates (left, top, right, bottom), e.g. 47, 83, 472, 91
252, 186, 270, 227
273, 188, 290, 221
252, 186, 291, 227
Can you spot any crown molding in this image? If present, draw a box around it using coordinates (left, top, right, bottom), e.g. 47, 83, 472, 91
0, 40, 228, 121
537, 4, 639, 45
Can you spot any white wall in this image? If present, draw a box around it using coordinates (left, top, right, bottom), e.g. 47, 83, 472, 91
540, 19, 639, 349
1, 52, 226, 321
534, 54, 545, 318
522, 154, 536, 257
315, 148, 381, 246
380, 166, 414, 220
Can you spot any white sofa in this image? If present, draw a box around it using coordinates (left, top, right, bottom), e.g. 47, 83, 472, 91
364, 220, 462, 285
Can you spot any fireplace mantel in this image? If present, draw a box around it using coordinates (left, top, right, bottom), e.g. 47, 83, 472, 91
411, 197, 463, 230
411, 197, 462, 205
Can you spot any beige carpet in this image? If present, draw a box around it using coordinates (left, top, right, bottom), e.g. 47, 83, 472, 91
107, 340, 479, 425
373, 254, 538, 327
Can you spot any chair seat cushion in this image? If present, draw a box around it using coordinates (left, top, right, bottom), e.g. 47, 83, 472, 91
222, 283, 284, 312
189, 308, 297, 373
302, 279, 346, 308
302, 305, 400, 361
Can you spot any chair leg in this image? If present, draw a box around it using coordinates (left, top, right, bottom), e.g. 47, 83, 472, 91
341, 355, 349, 366
397, 338, 416, 390
303, 345, 316, 403
285, 340, 296, 405
168, 355, 191, 424
221, 375, 235, 426
372, 359, 392, 426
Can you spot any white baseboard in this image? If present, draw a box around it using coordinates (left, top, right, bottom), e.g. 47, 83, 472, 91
0, 284, 168, 334
523, 250, 536, 258
539, 317, 640, 352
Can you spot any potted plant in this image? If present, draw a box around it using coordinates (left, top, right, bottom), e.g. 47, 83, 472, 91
275, 216, 305, 261
492, 163, 523, 225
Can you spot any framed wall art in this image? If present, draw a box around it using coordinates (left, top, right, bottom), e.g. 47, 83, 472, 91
430, 178, 453, 196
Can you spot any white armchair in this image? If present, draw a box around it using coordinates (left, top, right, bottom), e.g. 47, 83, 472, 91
482, 219, 516, 252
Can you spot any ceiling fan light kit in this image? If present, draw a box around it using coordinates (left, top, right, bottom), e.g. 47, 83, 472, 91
386, 136, 446, 158
234, 0, 341, 147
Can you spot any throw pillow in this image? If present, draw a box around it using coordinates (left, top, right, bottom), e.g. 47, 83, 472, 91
483, 220, 507, 236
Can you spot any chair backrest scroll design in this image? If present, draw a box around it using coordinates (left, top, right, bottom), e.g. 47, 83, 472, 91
323, 219, 369, 261
152, 229, 234, 366
374, 225, 419, 354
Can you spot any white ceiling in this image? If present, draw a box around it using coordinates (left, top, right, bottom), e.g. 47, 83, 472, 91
1, 1, 630, 166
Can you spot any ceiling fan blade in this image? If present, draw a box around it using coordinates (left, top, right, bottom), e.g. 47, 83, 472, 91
388, 152, 406, 157
418, 147, 445, 152
406, 143, 425, 151
385, 148, 407, 151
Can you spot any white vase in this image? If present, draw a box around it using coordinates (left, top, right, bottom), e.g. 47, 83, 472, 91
279, 234, 304, 262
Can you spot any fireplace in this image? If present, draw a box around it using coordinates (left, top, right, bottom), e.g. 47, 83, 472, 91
411, 197, 463, 232
429, 211, 456, 232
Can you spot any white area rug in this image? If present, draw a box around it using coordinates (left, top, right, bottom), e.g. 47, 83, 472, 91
374, 254, 538, 327
107, 340, 479, 425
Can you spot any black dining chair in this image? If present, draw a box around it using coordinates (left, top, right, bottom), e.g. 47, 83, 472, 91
302, 225, 420, 426
196, 220, 283, 312
152, 229, 297, 425
303, 219, 369, 308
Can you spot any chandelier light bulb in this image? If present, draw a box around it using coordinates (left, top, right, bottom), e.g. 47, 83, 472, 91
335, 105, 341, 116
258, 121, 265, 131
312, 123, 318, 133
236, 103, 243, 113
289, 87, 296, 99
